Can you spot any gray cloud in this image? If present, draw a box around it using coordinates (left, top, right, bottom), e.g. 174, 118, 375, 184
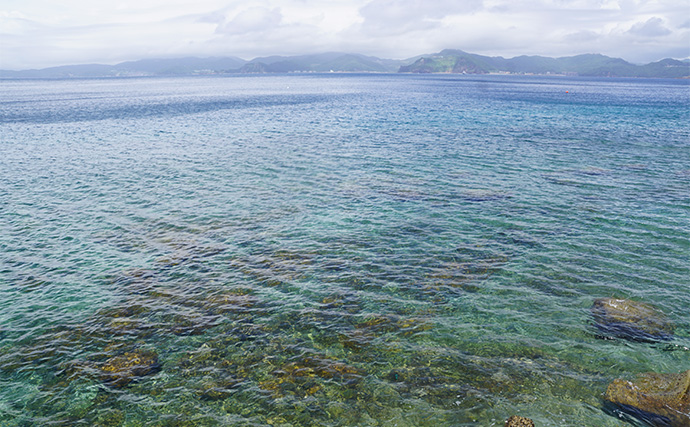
563, 30, 601, 43
360, 0, 483, 20
196, 10, 227, 24
627, 17, 672, 37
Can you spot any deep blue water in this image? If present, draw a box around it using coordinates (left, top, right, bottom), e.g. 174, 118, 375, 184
0, 74, 689, 426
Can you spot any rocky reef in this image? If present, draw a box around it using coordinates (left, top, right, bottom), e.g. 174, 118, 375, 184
2, 224, 686, 426
591, 298, 675, 342
604, 370, 689, 427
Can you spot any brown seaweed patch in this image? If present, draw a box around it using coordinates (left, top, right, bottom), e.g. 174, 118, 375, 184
320, 293, 362, 314
379, 364, 480, 408
177, 344, 232, 378
505, 415, 535, 427
0, 324, 125, 376
99, 349, 160, 388
97, 304, 150, 319
339, 329, 377, 352
0, 341, 59, 373
229, 254, 308, 286
353, 314, 432, 340
167, 312, 224, 336
260, 355, 361, 397
92, 408, 125, 427
397, 317, 433, 336
153, 243, 225, 268
91, 304, 156, 339
12, 274, 52, 293
356, 314, 400, 333
195, 376, 243, 400
202, 289, 258, 315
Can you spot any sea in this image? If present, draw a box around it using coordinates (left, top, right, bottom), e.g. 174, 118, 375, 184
0, 73, 688, 426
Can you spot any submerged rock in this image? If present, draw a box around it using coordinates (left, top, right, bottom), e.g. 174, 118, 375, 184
604, 370, 690, 427
339, 329, 376, 352
505, 415, 535, 427
259, 355, 361, 397
461, 189, 511, 202
196, 377, 242, 400
100, 349, 160, 388
591, 298, 674, 342
202, 291, 258, 315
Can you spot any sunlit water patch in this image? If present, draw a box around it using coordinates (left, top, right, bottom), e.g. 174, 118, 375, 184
1, 74, 688, 426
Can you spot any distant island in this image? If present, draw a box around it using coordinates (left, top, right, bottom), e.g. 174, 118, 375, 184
2, 50, 688, 79
399, 49, 690, 78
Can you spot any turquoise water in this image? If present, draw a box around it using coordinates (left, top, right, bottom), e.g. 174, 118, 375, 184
0, 74, 688, 426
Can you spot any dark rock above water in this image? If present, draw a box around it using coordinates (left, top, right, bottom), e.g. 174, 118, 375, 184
591, 298, 674, 342
605, 370, 690, 427
505, 415, 535, 427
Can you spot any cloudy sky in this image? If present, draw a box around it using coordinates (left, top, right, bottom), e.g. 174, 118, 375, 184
1, 0, 688, 70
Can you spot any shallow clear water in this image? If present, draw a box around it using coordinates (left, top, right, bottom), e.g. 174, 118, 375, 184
0, 74, 688, 426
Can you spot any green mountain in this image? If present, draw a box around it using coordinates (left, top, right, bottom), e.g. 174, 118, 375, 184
114, 57, 246, 75
399, 50, 690, 78
0, 64, 122, 79
233, 53, 402, 73
0, 57, 247, 78
1, 51, 687, 79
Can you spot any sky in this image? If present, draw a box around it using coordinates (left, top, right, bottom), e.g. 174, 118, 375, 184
1, 0, 689, 70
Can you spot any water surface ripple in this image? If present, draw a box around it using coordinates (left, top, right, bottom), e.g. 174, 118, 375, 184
1, 74, 689, 426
